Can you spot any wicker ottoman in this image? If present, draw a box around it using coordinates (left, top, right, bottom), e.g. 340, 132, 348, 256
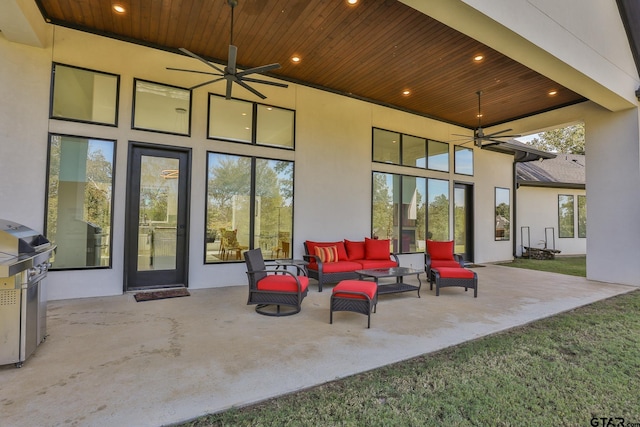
430, 267, 478, 297
330, 280, 378, 328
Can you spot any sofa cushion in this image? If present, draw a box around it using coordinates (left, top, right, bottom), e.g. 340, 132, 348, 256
305, 240, 349, 261
427, 240, 455, 261
257, 275, 309, 292
364, 237, 390, 260
344, 239, 365, 260
315, 245, 338, 263
308, 260, 362, 273
356, 259, 398, 269
430, 259, 462, 269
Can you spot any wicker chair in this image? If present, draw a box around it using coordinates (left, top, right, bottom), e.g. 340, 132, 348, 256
424, 239, 465, 278
244, 248, 309, 316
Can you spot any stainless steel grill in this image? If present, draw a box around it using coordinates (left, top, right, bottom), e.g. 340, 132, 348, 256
0, 219, 55, 367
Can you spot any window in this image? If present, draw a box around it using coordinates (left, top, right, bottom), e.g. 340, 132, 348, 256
558, 195, 575, 238
208, 95, 296, 148
205, 153, 294, 263
428, 140, 449, 172
454, 146, 473, 175
578, 195, 587, 238
45, 135, 115, 269
133, 79, 191, 135
372, 173, 446, 253
427, 178, 450, 241
495, 187, 510, 241
402, 135, 427, 168
50, 63, 119, 126
373, 129, 400, 164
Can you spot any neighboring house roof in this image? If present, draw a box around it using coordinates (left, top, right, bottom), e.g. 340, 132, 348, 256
517, 153, 585, 189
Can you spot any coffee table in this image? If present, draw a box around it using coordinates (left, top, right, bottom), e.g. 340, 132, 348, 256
355, 267, 422, 298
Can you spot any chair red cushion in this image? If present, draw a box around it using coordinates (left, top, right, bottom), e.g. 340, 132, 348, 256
306, 241, 349, 261
344, 239, 365, 260
430, 259, 462, 269
333, 280, 377, 300
257, 275, 309, 292
427, 240, 455, 261
315, 245, 338, 263
364, 237, 390, 260
432, 267, 474, 279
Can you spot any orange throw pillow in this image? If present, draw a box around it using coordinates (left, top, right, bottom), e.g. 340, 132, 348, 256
314, 245, 339, 263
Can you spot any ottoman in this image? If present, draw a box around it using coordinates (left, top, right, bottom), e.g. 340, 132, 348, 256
330, 280, 378, 328
430, 267, 478, 297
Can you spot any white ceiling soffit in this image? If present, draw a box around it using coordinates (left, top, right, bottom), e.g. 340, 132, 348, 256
0, 0, 49, 47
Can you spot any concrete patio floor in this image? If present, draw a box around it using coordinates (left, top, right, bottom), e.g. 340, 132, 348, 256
1, 264, 635, 427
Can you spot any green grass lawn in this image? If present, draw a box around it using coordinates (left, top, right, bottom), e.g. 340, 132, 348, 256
499, 255, 586, 277
180, 283, 640, 426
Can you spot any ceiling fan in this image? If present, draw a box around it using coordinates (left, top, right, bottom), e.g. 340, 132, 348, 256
454, 91, 521, 148
167, 0, 288, 100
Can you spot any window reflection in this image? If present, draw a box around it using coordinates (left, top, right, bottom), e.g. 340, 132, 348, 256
495, 187, 510, 241
454, 146, 474, 175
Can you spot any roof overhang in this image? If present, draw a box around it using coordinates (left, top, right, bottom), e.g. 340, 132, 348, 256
483, 141, 557, 163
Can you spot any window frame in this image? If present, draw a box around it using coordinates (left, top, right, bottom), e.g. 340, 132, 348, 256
494, 187, 510, 241
207, 94, 296, 150
49, 62, 120, 127
44, 133, 117, 270
204, 151, 295, 263
578, 195, 587, 238
558, 194, 575, 238
132, 78, 192, 136
454, 145, 474, 176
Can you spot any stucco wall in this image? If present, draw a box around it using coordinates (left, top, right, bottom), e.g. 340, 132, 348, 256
516, 186, 587, 256
1, 27, 515, 300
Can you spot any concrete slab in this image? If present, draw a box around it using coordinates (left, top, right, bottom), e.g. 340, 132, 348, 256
0, 265, 634, 426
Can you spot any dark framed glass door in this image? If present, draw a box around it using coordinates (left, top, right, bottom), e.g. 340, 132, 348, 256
124, 143, 191, 290
454, 182, 474, 263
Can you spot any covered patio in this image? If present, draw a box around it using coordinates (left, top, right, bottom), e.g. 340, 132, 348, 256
1, 265, 634, 427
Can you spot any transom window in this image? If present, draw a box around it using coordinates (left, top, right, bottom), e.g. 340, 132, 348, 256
372, 127, 449, 171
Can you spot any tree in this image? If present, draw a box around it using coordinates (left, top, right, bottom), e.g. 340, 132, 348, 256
526, 123, 585, 154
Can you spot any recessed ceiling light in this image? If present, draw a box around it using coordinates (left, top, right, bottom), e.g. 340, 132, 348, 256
347, 0, 359, 5
402, 90, 411, 96
113, 4, 126, 13
548, 90, 558, 96
291, 55, 301, 64
474, 54, 484, 62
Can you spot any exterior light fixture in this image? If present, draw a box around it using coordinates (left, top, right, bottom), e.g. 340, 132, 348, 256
474, 54, 484, 62
347, 0, 359, 5
291, 55, 301, 64
548, 90, 558, 96
113, 4, 126, 13
402, 90, 411, 96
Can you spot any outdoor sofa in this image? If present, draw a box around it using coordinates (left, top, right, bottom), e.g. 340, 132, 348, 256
303, 238, 399, 292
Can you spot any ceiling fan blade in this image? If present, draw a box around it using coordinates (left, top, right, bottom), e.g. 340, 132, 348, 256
228, 45, 238, 73
240, 76, 288, 88
452, 133, 473, 138
236, 79, 267, 99
189, 77, 225, 90
178, 48, 225, 74
485, 128, 520, 138
237, 63, 281, 78
225, 78, 234, 99
166, 67, 223, 77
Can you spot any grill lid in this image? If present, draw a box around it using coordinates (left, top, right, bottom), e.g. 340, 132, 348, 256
0, 219, 51, 256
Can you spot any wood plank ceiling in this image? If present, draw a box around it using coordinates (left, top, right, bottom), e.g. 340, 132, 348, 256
35, 0, 586, 129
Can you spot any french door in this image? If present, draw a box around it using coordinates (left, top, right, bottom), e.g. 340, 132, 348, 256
124, 143, 191, 290
454, 182, 474, 263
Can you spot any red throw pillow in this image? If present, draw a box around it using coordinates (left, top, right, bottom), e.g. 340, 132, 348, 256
427, 239, 454, 261
306, 241, 348, 261
364, 237, 390, 260
344, 239, 365, 260
315, 245, 339, 263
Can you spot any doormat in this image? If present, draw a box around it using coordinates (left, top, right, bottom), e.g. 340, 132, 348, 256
134, 288, 190, 302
